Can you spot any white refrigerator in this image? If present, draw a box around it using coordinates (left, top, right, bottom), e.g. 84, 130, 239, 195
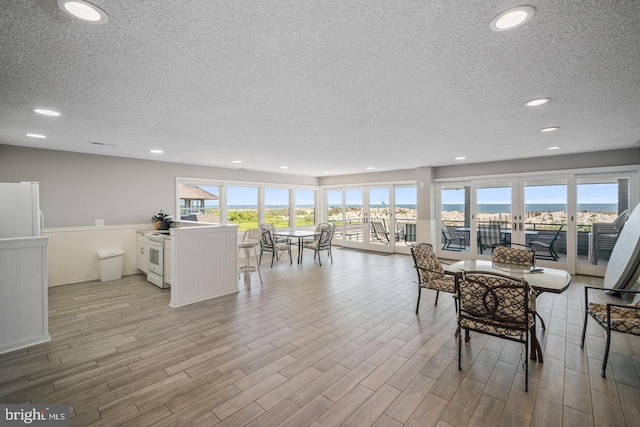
0, 181, 50, 354
0, 181, 43, 238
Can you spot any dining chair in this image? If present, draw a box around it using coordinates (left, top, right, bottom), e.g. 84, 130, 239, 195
580, 287, 640, 377
259, 228, 292, 267
491, 244, 535, 267
410, 243, 457, 313
441, 224, 466, 251
529, 225, 564, 261
302, 226, 335, 265
457, 271, 535, 391
259, 223, 289, 244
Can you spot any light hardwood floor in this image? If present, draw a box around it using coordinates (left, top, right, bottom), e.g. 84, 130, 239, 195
1, 248, 639, 426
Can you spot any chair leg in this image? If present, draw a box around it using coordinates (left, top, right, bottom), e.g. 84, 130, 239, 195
525, 334, 529, 392
580, 293, 589, 348
270, 252, 275, 268
602, 327, 611, 377
329, 248, 333, 264
458, 325, 462, 370
318, 249, 322, 266
415, 286, 422, 313
435, 290, 440, 305
536, 312, 546, 330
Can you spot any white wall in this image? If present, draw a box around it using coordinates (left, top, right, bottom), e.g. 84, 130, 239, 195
0, 145, 319, 228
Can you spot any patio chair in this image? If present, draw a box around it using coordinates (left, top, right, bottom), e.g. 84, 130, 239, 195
457, 271, 534, 391
591, 210, 628, 264
259, 228, 292, 267
441, 224, 466, 251
411, 243, 457, 313
529, 225, 564, 261
302, 226, 335, 265
478, 222, 502, 254
580, 287, 640, 377
370, 220, 390, 243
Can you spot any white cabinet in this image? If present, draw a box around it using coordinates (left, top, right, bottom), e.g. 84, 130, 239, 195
164, 238, 172, 285
136, 231, 148, 273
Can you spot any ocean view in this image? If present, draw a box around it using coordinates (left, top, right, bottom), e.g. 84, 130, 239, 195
442, 203, 619, 213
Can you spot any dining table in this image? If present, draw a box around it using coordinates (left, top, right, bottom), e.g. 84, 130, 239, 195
274, 230, 318, 264
445, 259, 571, 362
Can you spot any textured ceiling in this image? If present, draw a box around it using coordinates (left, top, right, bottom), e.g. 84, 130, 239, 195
1, 0, 640, 177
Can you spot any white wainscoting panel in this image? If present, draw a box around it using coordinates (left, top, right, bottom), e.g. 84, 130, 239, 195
44, 224, 150, 286
170, 225, 238, 308
0, 236, 49, 354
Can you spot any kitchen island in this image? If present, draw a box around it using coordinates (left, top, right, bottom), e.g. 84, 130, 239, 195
168, 223, 238, 308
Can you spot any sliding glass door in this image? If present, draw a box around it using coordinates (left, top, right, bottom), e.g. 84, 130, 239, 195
438, 169, 637, 275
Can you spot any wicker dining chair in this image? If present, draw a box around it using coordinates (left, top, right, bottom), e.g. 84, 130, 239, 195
580, 287, 640, 377
457, 271, 535, 391
411, 243, 457, 313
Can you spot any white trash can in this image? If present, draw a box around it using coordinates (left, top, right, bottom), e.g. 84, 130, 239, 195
97, 249, 125, 282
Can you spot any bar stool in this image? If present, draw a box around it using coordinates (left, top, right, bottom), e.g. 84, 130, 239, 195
238, 233, 262, 287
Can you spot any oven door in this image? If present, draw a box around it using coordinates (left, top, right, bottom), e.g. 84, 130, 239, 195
146, 234, 165, 287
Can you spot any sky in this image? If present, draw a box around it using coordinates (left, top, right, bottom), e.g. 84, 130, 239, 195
442, 183, 619, 204
193, 183, 617, 208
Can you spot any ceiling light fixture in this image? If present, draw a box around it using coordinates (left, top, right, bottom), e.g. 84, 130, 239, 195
455, 156, 466, 160
524, 97, 550, 107
26, 133, 46, 139
232, 160, 242, 164
365, 167, 375, 170
280, 166, 288, 169
57, 0, 109, 24
548, 146, 560, 150
490, 5, 535, 31
33, 108, 61, 116
150, 149, 163, 154
540, 126, 559, 132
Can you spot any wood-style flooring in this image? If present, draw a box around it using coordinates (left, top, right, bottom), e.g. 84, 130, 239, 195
1, 248, 639, 426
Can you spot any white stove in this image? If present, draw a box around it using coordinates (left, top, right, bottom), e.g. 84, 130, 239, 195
145, 232, 169, 288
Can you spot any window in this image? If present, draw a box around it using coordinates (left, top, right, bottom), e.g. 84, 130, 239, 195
178, 184, 220, 222
265, 188, 290, 228
227, 186, 259, 231
295, 189, 316, 227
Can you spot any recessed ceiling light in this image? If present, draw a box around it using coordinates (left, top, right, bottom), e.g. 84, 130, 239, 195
323, 171, 330, 174
548, 146, 560, 150
540, 126, 559, 132
524, 98, 550, 107
490, 6, 535, 31
280, 166, 288, 169
150, 149, 163, 154
26, 133, 46, 139
33, 108, 61, 116
232, 160, 242, 164
57, 0, 109, 24
365, 167, 375, 170
455, 157, 466, 160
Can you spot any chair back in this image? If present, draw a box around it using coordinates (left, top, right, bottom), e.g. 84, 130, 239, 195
458, 271, 530, 330
411, 243, 444, 284
317, 226, 335, 249
243, 228, 261, 242
492, 244, 535, 267
371, 220, 390, 243
479, 222, 502, 249
441, 224, 453, 239
614, 210, 628, 231
260, 228, 275, 250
